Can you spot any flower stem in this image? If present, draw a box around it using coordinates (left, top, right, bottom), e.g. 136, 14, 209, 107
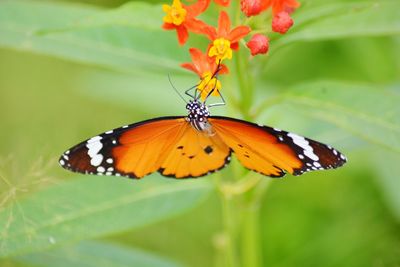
220, 188, 239, 267
217, 172, 271, 267
234, 50, 253, 119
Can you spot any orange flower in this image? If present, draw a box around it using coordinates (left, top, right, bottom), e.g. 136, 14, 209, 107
241, 0, 264, 17
162, 0, 211, 45
214, 0, 230, 7
261, 0, 300, 15
272, 11, 294, 34
181, 48, 228, 100
246, 34, 269, 56
202, 11, 251, 62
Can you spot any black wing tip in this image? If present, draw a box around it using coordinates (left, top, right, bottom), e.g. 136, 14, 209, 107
58, 150, 71, 169
292, 153, 347, 176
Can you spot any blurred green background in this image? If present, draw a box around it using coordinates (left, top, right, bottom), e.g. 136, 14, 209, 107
0, 0, 399, 266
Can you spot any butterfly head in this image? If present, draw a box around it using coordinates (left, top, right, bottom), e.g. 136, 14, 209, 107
186, 100, 210, 121
186, 100, 212, 132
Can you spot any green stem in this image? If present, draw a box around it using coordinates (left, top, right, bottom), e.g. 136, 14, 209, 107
235, 50, 253, 119
241, 178, 271, 267
241, 201, 262, 267
220, 189, 239, 267
216, 4, 274, 266
217, 172, 271, 267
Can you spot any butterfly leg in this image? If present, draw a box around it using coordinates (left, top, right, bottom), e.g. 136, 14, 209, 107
185, 85, 199, 99
207, 88, 226, 108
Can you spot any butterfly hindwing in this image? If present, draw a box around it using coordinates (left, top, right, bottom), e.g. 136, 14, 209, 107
59, 116, 231, 179
209, 116, 347, 177
159, 122, 231, 178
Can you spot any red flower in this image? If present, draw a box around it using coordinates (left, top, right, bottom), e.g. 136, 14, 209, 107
214, 0, 230, 7
261, 0, 300, 16
246, 34, 269, 56
241, 0, 264, 17
181, 48, 228, 100
162, 0, 211, 45
272, 11, 293, 34
202, 11, 251, 62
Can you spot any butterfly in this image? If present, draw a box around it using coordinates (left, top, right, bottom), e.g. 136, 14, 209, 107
59, 86, 347, 179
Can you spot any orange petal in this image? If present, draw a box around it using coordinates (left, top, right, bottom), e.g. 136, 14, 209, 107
186, 0, 211, 16
230, 42, 239, 50
176, 25, 189, 45
190, 48, 213, 76
185, 18, 211, 36
214, 0, 230, 7
181, 63, 201, 76
201, 24, 217, 40
228, 25, 251, 43
162, 22, 176, 30
218, 11, 231, 37
218, 64, 229, 74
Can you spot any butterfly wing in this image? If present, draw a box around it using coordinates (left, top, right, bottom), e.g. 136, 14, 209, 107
59, 116, 231, 178
209, 116, 347, 177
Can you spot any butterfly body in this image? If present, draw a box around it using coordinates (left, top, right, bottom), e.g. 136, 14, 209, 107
60, 100, 346, 179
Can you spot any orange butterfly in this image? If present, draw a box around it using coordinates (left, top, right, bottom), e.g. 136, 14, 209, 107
59, 89, 346, 178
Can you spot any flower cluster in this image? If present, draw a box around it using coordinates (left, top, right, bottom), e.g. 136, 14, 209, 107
162, 0, 300, 100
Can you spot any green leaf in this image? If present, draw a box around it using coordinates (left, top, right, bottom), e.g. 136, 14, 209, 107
73, 2, 165, 31
273, 81, 400, 152
75, 70, 196, 115
372, 149, 400, 221
0, 176, 212, 258
275, 1, 400, 47
0, 1, 186, 73
15, 241, 183, 267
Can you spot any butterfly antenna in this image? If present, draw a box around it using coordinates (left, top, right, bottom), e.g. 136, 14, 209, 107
168, 74, 187, 104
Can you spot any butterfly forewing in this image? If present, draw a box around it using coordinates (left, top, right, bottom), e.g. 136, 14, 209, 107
209, 116, 347, 177
59, 116, 232, 178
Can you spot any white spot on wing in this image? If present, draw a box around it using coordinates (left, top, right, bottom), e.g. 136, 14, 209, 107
91, 155, 103, 167
97, 166, 105, 173
313, 162, 321, 168
287, 133, 319, 161
86, 136, 104, 167
88, 136, 102, 143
